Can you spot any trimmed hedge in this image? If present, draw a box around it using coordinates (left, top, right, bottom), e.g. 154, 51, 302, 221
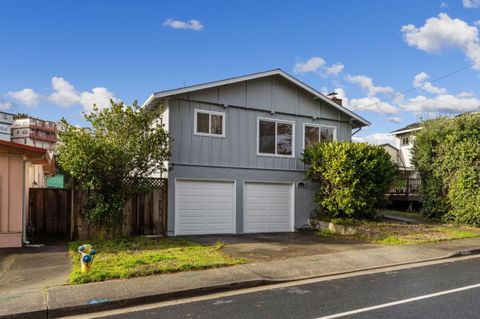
303, 141, 398, 220
413, 113, 480, 226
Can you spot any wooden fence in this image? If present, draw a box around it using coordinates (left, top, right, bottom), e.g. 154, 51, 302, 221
28, 178, 168, 240
28, 188, 71, 237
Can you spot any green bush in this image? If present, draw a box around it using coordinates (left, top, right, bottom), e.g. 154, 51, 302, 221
303, 141, 398, 220
413, 113, 480, 226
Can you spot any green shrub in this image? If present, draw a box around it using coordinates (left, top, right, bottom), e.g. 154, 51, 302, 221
303, 141, 398, 220
413, 113, 480, 226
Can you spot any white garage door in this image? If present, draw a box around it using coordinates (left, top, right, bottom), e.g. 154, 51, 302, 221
243, 182, 293, 233
175, 180, 235, 235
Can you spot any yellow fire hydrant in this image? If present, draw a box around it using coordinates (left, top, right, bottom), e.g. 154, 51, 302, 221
78, 244, 97, 273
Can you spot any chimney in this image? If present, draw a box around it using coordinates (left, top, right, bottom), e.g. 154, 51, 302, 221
326, 92, 343, 106
331, 97, 343, 106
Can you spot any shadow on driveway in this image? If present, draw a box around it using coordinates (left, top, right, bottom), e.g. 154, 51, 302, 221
183, 232, 378, 262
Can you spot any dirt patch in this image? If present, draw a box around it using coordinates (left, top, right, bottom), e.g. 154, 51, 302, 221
318, 221, 480, 245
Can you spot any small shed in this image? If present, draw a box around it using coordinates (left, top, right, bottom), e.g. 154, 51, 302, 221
0, 140, 54, 247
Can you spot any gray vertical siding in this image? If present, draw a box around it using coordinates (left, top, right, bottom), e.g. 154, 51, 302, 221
168, 74, 354, 172
170, 106, 352, 171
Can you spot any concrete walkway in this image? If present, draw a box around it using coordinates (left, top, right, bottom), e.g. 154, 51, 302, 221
3, 237, 480, 318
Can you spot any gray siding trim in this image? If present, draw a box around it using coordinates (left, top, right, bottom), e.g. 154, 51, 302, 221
172, 162, 307, 172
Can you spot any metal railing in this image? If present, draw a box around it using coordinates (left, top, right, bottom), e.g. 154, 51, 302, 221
388, 178, 420, 195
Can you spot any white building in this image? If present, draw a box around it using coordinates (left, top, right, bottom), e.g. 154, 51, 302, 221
382, 122, 422, 180
0, 111, 14, 141
11, 116, 57, 150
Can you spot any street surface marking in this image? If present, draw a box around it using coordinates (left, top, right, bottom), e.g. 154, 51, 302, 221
315, 282, 480, 319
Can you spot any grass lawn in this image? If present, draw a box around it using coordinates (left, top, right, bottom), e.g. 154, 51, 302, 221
318, 221, 480, 245
68, 236, 243, 284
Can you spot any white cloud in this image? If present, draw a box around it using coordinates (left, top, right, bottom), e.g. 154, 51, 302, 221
350, 96, 398, 114
441, 1, 448, 7
293, 57, 326, 74
163, 19, 204, 31
80, 88, 117, 112
401, 94, 480, 113
401, 13, 480, 69
345, 74, 395, 97
352, 133, 395, 146
457, 91, 475, 97
48, 77, 80, 107
388, 117, 402, 123
412, 72, 447, 94
325, 63, 344, 75
0, 100, 12, 110
7, 88, 40, 107
463, 0, 480, 8
7, 77, 118, 112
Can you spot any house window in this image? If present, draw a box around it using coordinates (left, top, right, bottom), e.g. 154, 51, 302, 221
258, 118, 294, 157
303, 124, 337, 149
194, 109, 225, 137
401, 136, 410, 146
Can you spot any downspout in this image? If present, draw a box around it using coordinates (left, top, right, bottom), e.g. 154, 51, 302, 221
22, 154, 46, 245
351, 127, 362, 136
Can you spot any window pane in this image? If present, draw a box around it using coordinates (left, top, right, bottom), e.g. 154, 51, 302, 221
277, 123, 293, 155
321, 127, 335, 142
304, 126, 319, 148
259, 120, 276, 154
211, 114, 223, 135
196, 112, 209, 134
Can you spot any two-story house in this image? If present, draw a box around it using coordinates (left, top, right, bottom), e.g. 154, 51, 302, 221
143, 69, 370, 236
386, 122, 422, 180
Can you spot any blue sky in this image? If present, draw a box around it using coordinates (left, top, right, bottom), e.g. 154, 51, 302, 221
2, 0, 480, 144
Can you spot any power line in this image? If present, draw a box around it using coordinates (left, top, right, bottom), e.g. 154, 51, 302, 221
357, 59, 480, 110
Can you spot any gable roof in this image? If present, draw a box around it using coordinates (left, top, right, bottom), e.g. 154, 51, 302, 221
390, 122, 422, 135
143, 69, 370, 127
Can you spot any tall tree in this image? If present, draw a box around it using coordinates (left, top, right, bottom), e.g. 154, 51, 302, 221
57, 101, 171, 227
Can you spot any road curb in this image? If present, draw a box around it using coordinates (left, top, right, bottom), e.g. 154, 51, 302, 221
4, 247, 480, 319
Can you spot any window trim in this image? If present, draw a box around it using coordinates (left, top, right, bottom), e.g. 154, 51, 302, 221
194, 109, 226, 138
302, 123, 337, 150
401, 136, 410, 146
257, 117, 295, 158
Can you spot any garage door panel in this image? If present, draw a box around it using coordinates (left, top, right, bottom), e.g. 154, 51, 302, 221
175, 180, 235, 235
244, 182, 293, 233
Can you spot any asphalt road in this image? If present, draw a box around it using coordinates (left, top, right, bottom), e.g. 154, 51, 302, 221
101, 256, 480, 319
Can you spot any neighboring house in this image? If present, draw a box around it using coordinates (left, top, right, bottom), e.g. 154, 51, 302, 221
386, 122, 422, 180
0, 140, 55, 247
143, 69, 370, 236
11, 116, 57, 150
0, 111, 14, 142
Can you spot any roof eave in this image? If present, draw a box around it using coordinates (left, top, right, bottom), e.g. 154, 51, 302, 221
143, 69, 370, 127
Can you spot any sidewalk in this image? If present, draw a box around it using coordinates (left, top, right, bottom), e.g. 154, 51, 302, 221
2, 237, 480, 319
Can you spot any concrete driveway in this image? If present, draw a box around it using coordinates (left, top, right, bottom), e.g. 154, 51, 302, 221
183, 232, 377, 262
0, 241, 71, 296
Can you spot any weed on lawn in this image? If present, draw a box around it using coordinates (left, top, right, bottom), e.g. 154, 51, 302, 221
69, 236, 243, 284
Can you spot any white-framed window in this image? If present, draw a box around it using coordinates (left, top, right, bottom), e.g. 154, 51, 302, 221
194, 109, 225, 138
257, 117, 295, 157
401, 136, 410, 146
303, 123, 337, 149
